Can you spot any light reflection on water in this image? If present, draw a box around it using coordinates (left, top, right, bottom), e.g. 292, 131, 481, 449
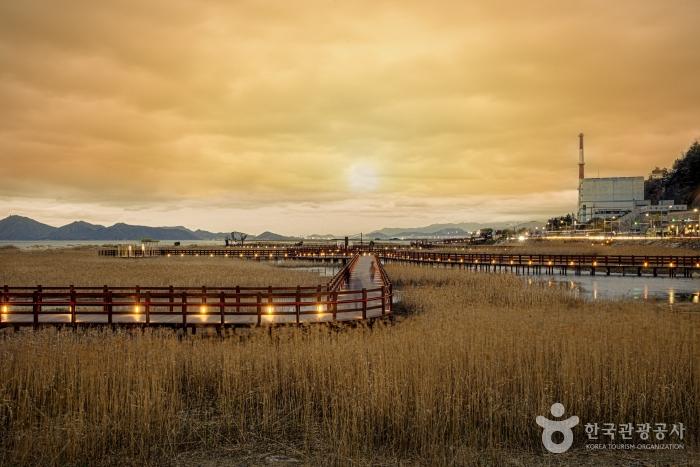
528, 275, 700, 303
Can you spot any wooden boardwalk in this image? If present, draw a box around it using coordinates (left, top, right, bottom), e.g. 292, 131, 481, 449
377, 251, 699, 278
97, 245, 700, 278
3, 245, 698, 330
0, 254, 393, 329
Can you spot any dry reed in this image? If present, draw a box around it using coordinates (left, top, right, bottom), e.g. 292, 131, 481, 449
0, 255, 697, 465
0, 248, 321, 287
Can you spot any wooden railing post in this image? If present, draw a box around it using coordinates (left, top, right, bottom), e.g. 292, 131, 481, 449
316, 285, 322, 315
33, 287, 40, 328
332, 291, 337, 321
70, 285, 76, 328
219, 291, 225, 327
362, 288, 367, 320
256, 293, 262, 326
181, 292, 187, 329
295, 286, 301, 324
0, 285, 7, 325
381, 286, 386, 316
169, 285, 174, 312
235, 286, 240, 314
145, 291, 151, 325
388, 284, 393, 314
107, 290, 113, 325
267, 286, 273, 322
134, 285, 141, 324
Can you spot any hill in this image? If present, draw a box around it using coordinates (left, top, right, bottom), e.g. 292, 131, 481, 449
255, 231, 297, 241
645, 141, 700, 207
0, 215, 228, 241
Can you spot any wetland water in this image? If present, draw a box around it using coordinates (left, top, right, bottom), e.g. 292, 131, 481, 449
530, 275, 700, 303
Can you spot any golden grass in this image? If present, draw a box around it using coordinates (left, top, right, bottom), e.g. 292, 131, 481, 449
0, 257, 697, 465
0, 248, 321, 287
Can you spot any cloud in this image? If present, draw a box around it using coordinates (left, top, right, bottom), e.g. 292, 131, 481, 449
0, 1, 699, 232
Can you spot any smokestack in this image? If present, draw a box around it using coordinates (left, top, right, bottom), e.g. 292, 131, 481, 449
578, 133, 585, 180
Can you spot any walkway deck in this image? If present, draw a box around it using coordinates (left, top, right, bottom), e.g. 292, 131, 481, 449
0, 255, 392, 328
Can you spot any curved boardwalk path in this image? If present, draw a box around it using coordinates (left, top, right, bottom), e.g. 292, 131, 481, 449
3, 243, 699, 330
0, 254, 392, 329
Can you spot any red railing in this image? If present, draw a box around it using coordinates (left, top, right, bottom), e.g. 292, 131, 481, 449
0, 251, 397, 328
377, 251, 700, 268
328, 254, 360, 291
0, 282, 392, 328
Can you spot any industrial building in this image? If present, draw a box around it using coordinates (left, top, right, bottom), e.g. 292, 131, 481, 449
576, 134, 648, 223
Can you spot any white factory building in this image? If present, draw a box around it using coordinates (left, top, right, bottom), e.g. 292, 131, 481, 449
576, 134, 648, 223
578, 176, 647, 222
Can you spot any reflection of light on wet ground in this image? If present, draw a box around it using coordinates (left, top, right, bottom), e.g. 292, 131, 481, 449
535, 275, 700, 304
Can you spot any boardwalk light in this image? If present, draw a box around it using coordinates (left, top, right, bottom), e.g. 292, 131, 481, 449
180, 253, 184, 257
593, 261, 598, 266
569, 261, 575, 266
1, 305, 7, 314
510, 260, 514, 265
209, 254, 214, 257
167, 253, 171, 257
316, 303, 324, 313
669, 262, 675, 268
200, 305, 207, 314
133, 304, 140, 314
528, 260, 532, 265
266, 305, 274, 314
548, 261, 553, 266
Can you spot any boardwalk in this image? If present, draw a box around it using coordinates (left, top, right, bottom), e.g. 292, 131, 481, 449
0, 254, 392, 328
97, 245, 700, 278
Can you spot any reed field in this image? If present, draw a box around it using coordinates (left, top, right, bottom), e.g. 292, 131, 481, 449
0, 250, 698, 465
0, 247, 321, 287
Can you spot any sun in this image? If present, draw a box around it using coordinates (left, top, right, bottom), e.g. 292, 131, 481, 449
346, 164, 380, 192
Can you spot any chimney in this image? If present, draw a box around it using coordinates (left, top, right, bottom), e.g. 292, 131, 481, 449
578, 133, 585, 180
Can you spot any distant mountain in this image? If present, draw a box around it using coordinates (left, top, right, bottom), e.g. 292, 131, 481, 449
0, 214, 546, 242
0, 215, 229, 241
365, 221, 545, 239
255, 231, 297, 241
0, 215, 57, 240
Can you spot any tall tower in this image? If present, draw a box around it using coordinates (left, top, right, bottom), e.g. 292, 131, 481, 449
577, 133, 585, 223
578, 133, 585, 180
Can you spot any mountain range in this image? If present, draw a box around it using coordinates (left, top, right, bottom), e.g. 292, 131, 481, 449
0, 215, 544, 241
0, 215, 229, 241
362, 221, 543, 239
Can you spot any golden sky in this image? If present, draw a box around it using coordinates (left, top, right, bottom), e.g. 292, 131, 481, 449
1, 1, 699, 234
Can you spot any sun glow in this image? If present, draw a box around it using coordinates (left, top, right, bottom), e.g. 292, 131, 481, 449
346, 164, 379, 192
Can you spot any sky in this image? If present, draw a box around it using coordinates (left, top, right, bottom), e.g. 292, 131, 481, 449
1, 1, 699, 235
